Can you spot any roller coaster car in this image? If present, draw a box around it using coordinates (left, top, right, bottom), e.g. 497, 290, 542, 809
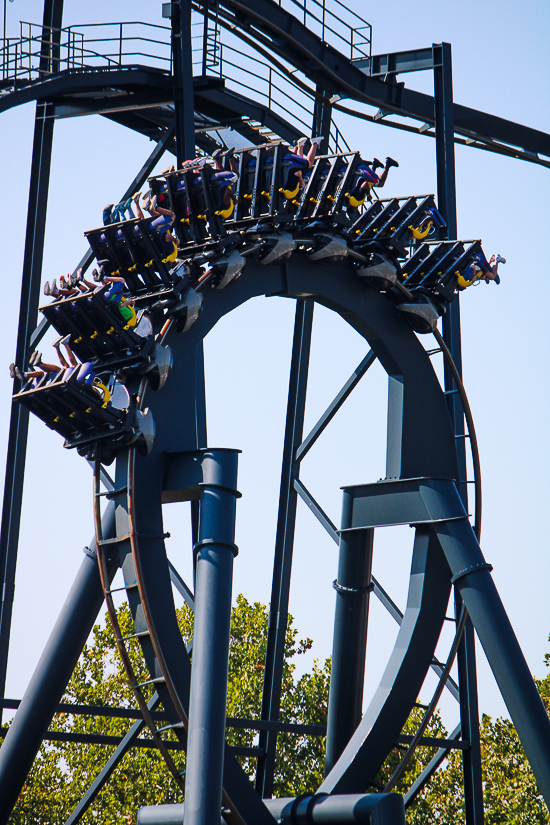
397, 294, 443, 334
85, 221, 172, 291
401, 239, 487, 303
355, 249, 401, 290
13, 366, 126, 443
252, 231, 297, 265
305, 232, 349, 265
352, 196, 443, 254
40, 285, 155, 364
14, 365, 156, 462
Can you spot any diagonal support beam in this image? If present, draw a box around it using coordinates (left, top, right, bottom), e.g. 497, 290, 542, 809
404, 723, 461, 805
296, 350, 377, 463
0, 507, 119, 824
293, 478, 338, 542
64, 561, 195, 825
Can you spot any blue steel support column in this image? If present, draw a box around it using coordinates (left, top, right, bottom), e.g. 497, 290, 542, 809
433, 43, 465, 494
434, 42, 483, 825
256, 299, 314, 798
184, 450, 240, 825
0, 107, 58, 722
325, 487, 374, 775
0, 505, 118, 824
0, 0, 65, 722
171, 0, 196, 164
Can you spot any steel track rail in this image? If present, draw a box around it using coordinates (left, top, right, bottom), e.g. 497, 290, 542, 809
206, 0, 550, 163
433, 327, 482, 541
93, 257, 462, 811
93, 457, 186, 792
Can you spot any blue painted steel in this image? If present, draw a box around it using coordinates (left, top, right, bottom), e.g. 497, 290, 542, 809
296, 350, 377, 463
434, 44, 483, 821
184, 450, 240, 825
333, 474, 550, 805
325, 511, 374, 774
320, 526, 451, 793
256, 299, 314, 798
0, 99, 58, 720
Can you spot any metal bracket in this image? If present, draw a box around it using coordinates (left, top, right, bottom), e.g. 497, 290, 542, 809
332, 579, 374, 595
193, 537, 239, 557
451, 562, 493, 585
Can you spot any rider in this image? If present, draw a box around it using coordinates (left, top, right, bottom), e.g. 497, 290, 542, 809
345, 156, 399, 211
134, 195, 180, 263
457, 254, 505, 288
279, 136, 323, 201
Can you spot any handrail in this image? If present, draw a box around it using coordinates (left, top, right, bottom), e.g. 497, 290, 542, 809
0, 15, 349, 153
276, 0, 371, 61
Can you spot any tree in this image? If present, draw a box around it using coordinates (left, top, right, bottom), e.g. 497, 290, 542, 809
8, 599, 550, 824
9, 595, 330, 824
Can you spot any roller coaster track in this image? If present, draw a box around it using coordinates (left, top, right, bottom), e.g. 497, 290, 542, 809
66, 232, 548, 819
2, 2, 550, 822
1, 4, 549, 166
4, 133, 547, 821
89, 249, 460, 815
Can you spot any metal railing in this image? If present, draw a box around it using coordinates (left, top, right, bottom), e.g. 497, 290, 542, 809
193, 37, 349, 152
276, 0, 371, 62
0, 20, 172, 84
0, 16, 351, 153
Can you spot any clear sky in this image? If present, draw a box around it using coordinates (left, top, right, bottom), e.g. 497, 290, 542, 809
0, 0, 549, 737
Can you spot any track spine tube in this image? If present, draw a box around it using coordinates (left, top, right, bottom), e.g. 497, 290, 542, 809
93, 459, 186, 791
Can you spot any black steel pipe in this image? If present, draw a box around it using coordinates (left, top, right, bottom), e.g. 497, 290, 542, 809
0, 503, 118, 824
325, 489, 374, 775
184, 450, 240, 825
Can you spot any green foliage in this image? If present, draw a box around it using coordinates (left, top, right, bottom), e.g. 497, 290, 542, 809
405, 670, 550, 825
8, 596, 329, 824
8, 601, 550, 824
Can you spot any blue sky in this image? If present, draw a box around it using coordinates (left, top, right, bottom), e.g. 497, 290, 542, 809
0, 0, 549, 736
